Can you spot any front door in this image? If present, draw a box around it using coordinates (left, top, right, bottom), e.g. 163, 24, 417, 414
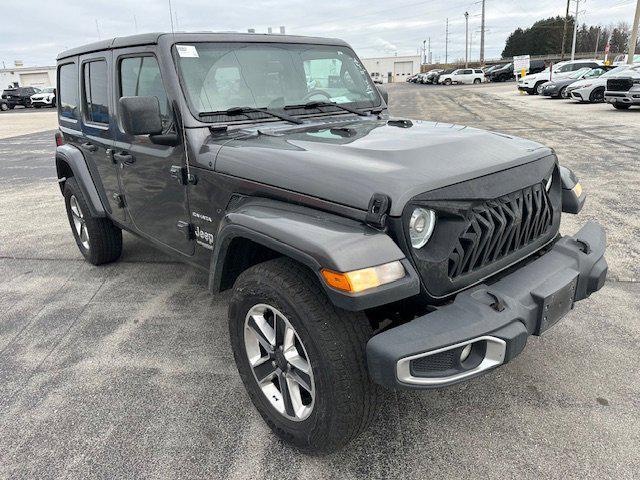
112, 50, 194, 255
79, 52, 124, 221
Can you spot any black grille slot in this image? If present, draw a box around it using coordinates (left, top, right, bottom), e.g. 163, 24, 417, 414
607, 78, 633, 92
448, 183, 553, 279
410, 349, 459, 376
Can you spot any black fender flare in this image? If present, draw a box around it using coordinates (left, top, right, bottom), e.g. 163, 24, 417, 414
55, 144, 106, 217
208, 198, 420, 311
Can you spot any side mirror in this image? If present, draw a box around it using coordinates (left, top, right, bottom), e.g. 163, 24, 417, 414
119, 96, 163, 136
377, 85, 389, 104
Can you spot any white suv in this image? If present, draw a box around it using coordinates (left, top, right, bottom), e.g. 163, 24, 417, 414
30, 87, 56, 108
438, 68, 485, 85
518, 60, 602, 95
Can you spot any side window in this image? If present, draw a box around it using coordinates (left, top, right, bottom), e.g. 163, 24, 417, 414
119, 56, 169, 125
58, 63, 79, 120
83, 60, 110, 125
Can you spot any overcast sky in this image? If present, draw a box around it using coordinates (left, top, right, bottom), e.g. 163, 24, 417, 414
0, 0, 637, 67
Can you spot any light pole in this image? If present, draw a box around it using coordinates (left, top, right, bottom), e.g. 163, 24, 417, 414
629, 0, 640, 64
480, 0, 486, 65
465, 12, 469, 67
571, 0, 581, 61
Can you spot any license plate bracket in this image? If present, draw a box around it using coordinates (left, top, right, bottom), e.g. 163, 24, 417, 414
531, 270, 578, 335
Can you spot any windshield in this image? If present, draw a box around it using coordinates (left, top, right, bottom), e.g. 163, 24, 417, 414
569, 67, 592, 79
174, 42, 380, 118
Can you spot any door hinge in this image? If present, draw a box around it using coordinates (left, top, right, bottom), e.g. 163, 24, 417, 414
112, 192, 126, 208
176, 221, 195, 240
170, 165, 198, 185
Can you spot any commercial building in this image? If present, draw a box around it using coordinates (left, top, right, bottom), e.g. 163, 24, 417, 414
1, 64, 57, 89
360, 55, 421, 83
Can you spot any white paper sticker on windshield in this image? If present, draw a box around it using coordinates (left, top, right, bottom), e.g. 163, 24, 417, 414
330, 96, 350, 103
177, 45, 199, 58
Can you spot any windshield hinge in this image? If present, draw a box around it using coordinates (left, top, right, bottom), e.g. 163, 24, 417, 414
365, 193, 391, 230
170, 165, 198, 185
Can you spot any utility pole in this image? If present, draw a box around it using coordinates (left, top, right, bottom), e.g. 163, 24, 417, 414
423, 39, 427, 65
561, 0, 570, 60
479, 0, 486, 65
428, 37, 431, 63
464, 12, 469, 67
628, 0, 640, 64
571, 0, 580, 61
594, 26, 600, 58
445, 18, 449, 65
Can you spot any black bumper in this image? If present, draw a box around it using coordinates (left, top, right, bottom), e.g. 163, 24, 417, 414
367, 221, 607, 389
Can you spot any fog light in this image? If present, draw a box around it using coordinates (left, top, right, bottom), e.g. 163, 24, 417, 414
460, 344, 472, 362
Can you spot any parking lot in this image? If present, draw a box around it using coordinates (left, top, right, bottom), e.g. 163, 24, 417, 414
1, 82, 638, 479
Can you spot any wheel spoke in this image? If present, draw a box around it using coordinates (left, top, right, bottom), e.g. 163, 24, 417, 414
253, 358, 277, 384
275, 313, 287, 347
247, 314, 275, 353
277, 372, 295, 417
80, 224, 88, 243
288, 367, 312, 394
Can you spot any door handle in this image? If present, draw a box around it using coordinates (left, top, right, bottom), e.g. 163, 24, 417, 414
81, 142, 97, 153
114, 152, 135, 164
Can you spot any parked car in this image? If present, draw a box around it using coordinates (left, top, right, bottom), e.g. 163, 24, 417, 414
483, 65, 500, 75
423, 69, 443, 84
540, 66, 612, 99
1, 86, 41, 108
518, 60, 602, 95
612, 54, 640, 65
406, 73, 419, 83
370, 72, 383, 84
568, 64, 639, 103
0, 98, 8, 111
432, 68, 456, 84
30, 86, 57, 108
487, 62, 514, 82
54, 32, 606, 453
438, 68, 485, 85
605, 64, 640, 109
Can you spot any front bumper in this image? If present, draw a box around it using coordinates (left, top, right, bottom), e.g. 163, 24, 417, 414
605, 91, 640, 105
31, 97, 53, 105
367, 221, 607, 389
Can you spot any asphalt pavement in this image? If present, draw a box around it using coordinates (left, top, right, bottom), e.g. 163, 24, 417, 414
0, 84, 638, 479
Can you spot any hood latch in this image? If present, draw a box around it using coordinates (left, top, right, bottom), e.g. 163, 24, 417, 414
365, 193, 391, 230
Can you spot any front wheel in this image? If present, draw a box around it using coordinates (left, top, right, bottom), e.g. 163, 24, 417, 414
0, 103, 7, 111
613, 103, 631, 110
589, 87, 605, 103
228, 258, 380, 453
444, 78, 452, 85
535, 82, 545, 95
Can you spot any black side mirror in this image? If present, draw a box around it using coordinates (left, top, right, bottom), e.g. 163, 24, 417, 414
377, 85, 389, 104
119, 96, 163, 136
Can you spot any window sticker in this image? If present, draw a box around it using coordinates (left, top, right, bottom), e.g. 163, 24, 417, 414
176, 45, 199, 58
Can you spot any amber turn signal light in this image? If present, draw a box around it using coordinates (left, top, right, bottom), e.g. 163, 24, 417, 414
321, 261, 405, 293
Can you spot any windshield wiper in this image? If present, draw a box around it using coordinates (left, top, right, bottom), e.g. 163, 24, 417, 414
199, 106, 303, 125
283, 101, 368, 117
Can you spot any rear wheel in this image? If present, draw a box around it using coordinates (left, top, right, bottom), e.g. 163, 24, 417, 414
473, 78, 481, 84
0, 103, 7, 111
613, 104, 631, 110
63, 177, 122, 265
589, 87, 605, 103
228, 258, 380, 453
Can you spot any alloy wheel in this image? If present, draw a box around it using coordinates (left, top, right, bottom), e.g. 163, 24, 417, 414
244, 303, 315, 421
69, 195, 90, 250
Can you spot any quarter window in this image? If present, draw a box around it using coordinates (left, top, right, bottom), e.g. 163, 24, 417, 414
83, 60, 110, 124
119, 56, 169, 124
58, 63, 79, 120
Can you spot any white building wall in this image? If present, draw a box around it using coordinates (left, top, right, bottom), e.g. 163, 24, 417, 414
0, 66, 56, 89
360, 55, 421, 83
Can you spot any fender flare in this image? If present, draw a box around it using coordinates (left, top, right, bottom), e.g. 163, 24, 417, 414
208, 198, 420, 311
55, 144, 106, 217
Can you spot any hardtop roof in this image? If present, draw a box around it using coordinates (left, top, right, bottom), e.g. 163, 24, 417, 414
57, 32, 350, 61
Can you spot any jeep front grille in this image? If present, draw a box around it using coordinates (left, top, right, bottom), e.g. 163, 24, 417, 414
607, 78, 633, 92
448, 183, 553, 279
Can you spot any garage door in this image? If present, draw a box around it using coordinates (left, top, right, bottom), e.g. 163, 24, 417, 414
394, 61, 413, 80
19, 72, 51, 88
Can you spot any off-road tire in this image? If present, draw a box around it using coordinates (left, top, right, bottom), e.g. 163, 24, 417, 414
63, 177, 122, 265
613, 103, 631, 110
228, 257, 380, 453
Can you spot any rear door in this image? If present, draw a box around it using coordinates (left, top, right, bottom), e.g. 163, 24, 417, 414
112, 48, 194, 255
78, 52, 124, 221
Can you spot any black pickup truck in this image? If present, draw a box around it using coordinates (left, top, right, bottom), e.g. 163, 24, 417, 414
54, 32, 607, 453
1, 86, 39, 108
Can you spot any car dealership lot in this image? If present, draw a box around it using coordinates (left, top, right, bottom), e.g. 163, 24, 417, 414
1, 83, 638, 479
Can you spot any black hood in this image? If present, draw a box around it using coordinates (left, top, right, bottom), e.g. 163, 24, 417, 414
213, 118, 553, 216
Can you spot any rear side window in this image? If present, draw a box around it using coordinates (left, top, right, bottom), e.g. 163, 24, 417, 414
58, 63, 79, 120
119, 56, 169, 122
83, 60, 110, 124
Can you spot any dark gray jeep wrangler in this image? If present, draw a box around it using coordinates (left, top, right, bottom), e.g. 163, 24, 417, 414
54, 32, 607, 453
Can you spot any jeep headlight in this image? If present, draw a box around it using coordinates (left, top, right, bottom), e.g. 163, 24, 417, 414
409, 207, 436, 249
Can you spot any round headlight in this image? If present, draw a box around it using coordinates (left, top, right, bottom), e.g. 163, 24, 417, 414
409, 208, 436, 249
